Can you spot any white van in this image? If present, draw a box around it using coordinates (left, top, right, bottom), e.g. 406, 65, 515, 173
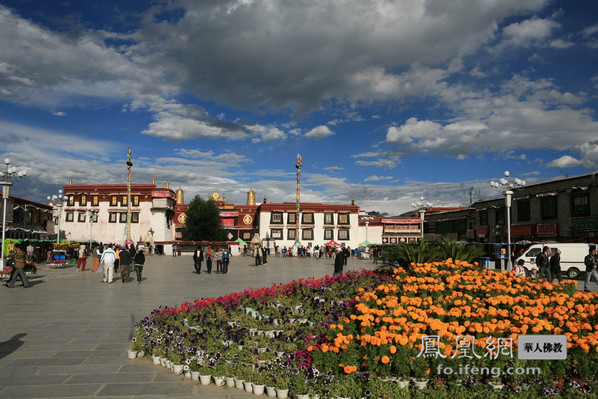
514, 243, 596, 279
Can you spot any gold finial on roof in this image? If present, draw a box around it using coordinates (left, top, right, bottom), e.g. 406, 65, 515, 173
247, 189, 256, 206
164, 181, 169, 189
69, 177, 72, 185
152, 176, 155, 185
176, 187, 184, 205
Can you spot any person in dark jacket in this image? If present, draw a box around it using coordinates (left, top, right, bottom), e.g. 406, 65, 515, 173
535, 246, 551, 282
550, 249, 562, 283
584, 246, 597, 292
134, 248, 145, 283
333, 247, 344, 276
192, 246, 204, 274
119, 246, 131, 283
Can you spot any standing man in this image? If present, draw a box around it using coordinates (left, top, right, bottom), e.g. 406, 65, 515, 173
535, 246, 551, 282
333, 247, 344, 276
7, 244, 31, 288
90, 244, 101, 272
550, 249, 563, 283
134, 247, 145, 283
76, 244, 88, 271
119, 245, 131, 283
100, 244, 117, 283
342, 246, 349, 267
206, 245, 213, 274
172, 243, 177, 257
254, 244, 262, 266
221, 246, 230, 274
192, 245, 204, 274
584, 246, 597, 292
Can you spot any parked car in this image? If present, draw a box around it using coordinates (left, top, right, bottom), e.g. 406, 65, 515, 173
514, 243, 596, 279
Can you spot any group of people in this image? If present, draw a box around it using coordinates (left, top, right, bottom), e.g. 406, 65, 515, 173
513, 245, 562, 282
192, 245, 231, 274
77, 242, 146, 284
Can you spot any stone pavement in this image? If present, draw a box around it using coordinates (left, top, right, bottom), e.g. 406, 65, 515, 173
0, 254, 377, 399
1, 255, 595, 399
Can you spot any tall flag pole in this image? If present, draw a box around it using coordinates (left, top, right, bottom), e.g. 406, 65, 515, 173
125, 146, 133, 243
295, 153, 302, 250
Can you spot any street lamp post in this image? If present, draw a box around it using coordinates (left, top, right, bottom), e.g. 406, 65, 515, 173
47, 189, 70, 244
361, 216, 374, 244
411, 197, 433, 241
0, 158, 27, 269
490, 171, 526, 272
88, 209, 98, 250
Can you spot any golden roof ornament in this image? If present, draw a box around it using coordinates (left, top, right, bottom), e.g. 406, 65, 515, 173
176, 187, 184, 204
247, 189, 256, 206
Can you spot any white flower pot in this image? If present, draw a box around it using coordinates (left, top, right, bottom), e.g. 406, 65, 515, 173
199, 374, 211, 385
184, 370, 191, 379
266, 386, 277, 397
173, 364, 184, 375
127, 350, 138, 360
152, 356, 160, 365
244, 381, 253, 392
234, 378, 245, 389
412, 378, 428, 390
213, 376, 225, 386
276, 388, 289, 399
253, 384, 265, 395
226, 377, 235, 387
191, 371, 200, 381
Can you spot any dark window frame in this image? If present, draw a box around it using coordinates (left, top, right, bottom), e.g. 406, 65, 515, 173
517, 199, 531, 222
301, 212, 314, 224
540, 196, 558, 219
270, 212, 283, 224
338, 228, 350, 240
337, 213, 350, 225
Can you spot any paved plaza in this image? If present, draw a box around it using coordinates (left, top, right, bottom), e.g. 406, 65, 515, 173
1, 255, 596, 399
0, 254, 377, 399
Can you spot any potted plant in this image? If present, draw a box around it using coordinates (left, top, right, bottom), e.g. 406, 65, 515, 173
290, 373, 308, 398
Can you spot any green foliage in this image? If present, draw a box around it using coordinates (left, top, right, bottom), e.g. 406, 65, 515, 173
380, 240, 440, 268
435, 237, 485, 263
379, 239, 485, 270
182, 195, 227, 241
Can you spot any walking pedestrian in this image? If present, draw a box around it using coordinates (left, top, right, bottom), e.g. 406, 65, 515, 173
254, 244, 262, 266
6, 244, 31, 288
221, 246, 230, 274
119, 245, 131, 283
134, 248, 145, 283
192, 245, 204, 274
90, 244, 101, 272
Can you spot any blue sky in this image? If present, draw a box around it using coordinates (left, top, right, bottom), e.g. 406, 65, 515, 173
1, 0, 597, 215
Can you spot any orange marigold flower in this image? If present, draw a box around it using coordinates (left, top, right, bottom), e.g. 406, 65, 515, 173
381, 356, 390, 364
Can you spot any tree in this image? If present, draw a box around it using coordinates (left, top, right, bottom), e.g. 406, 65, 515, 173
182, 195, 228, 241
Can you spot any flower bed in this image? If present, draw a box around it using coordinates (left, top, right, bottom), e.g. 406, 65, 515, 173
132, 261, 598, 397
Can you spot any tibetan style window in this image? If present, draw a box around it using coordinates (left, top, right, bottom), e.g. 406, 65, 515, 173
271, 229, 283, 240
338, 229, 349, 240
287, 229, 296, 240
110, 196, 118, 206
78, 212, 86, 223
119, 212, 127, 223
324, 213, 334, 224
271, 212, 283, 224
479, 211, 488, 226
80, 195, 87, 206
302, 229, 314, 241
288, 213, 296, 224
571, 189, 590, 217
517, 199, 530, 222
91, 195, 99, 206
108, 212, 117, 223
67, 196, 75, 206
65, 212, 74, 222
541, 196, 558, 219
302, 213, 314, 224
122, 196, 128, 206
132, 213, 139, 223
324, 229, 333, 240
132, 195, 140, 206
338, 213, 350, 225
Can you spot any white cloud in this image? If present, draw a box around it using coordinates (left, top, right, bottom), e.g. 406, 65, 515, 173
364, 175, 393, 182
549, 38, 574, 49
503, 18, 559, 45
547, 155, 582, 168
305, 125, 334, 140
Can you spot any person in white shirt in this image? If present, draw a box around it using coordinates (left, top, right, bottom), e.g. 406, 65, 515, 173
513, 259, 526, 278
100, 244, 117, 283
